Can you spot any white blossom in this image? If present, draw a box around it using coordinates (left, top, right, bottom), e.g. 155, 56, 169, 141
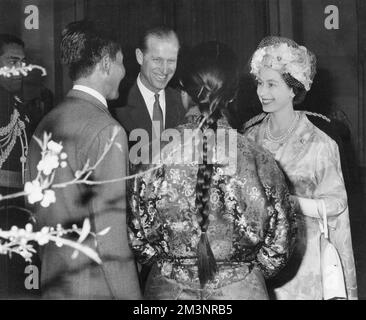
37, 153, 59, 175
47, 140, 63, 154
24, 180, 44, 204
40, 189, 56, 208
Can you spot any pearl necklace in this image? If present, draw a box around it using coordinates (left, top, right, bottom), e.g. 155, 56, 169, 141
265, 112, 299, 144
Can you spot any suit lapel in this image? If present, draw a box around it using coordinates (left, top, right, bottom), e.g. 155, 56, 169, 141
126, 83, 183, 137
165, 88, 182, 129
127, 83, 152, 134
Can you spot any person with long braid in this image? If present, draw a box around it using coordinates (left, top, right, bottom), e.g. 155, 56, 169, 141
127, 41, 297, 299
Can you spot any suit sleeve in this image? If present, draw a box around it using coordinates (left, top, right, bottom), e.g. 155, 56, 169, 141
86, 124, 142, 299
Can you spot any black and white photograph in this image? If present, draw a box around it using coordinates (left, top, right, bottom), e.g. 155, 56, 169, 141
0, 0, 365, 304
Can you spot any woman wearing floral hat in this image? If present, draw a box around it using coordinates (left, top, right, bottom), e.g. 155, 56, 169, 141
244, 36, 357, 300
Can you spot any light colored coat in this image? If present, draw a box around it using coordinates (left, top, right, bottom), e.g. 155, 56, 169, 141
26, 89, 141, 299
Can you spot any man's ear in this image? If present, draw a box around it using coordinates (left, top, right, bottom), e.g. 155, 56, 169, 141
136, 48, 144, 66
100, 54, 112, 74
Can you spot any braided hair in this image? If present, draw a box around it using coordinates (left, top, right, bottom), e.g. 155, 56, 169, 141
179, 41, 239, 287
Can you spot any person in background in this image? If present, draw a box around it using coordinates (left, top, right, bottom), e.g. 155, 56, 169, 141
0, 33, 52, 298
114, 26, 186, 291
114, 26, 185, 147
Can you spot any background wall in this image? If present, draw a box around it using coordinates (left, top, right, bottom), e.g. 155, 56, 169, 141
275, 0, 365, 167
81, 0, 269, 118
0, 0, 22, 35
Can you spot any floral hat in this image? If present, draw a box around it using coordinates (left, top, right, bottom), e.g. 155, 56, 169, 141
250, 36, 316, 91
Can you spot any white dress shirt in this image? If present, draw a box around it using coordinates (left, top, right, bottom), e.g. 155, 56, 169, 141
136, 74, 166, 127
73, 85, 108, 108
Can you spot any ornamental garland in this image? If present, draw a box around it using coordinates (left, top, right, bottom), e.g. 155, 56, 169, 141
0, 63, 46, 78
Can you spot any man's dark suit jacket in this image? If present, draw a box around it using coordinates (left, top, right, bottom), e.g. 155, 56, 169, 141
113, 82, 185, 291
113, 82, 186, 147
26, 89, 141, 299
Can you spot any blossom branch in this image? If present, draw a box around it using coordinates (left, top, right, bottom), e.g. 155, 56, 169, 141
1, 115, 209, 202
0, 219, 104, 264
53, 164, 163, 188
0, 113, 210, 264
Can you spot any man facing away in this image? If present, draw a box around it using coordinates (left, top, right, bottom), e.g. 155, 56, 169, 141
114, 26, 185, 149
25, 20, 141, 299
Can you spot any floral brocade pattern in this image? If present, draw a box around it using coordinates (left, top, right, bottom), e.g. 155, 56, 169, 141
128, 118, 297, 296
245, 111, 358, 300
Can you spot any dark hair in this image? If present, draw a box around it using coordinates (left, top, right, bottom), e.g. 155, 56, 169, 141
60, 20, 121, 81
138, 25, 179, 52
180, 41, 238, 287
282, 73, 307, 105
0, 34, 24, 55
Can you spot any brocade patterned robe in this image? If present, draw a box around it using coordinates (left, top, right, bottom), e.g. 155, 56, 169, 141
127, 117, 297, 300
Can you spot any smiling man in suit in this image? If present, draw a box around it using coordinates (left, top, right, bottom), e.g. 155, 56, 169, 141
114, 26, 185, 291
25, 20, 141, 299
114, 26, 185, 149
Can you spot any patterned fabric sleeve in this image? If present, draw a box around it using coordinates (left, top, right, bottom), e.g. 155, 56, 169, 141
254, 150, 298, 279
314, 137, 348, 216
127, 165, 170, 265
